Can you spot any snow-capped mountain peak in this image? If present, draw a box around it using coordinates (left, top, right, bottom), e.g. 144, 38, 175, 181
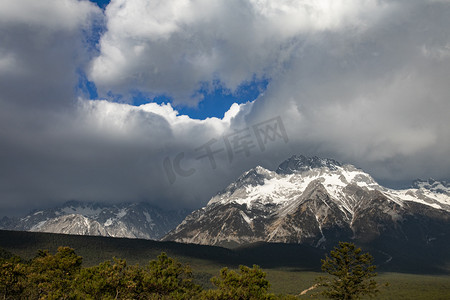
208, 157, 380, 210
164, 155, 450, 249
411, 178, 450, 195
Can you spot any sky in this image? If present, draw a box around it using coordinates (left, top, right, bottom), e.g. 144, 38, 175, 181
1, 0, 450, 216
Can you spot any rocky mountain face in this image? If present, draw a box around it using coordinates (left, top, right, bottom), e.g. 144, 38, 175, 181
163, 155, 450, 251
0, 201, 188, 240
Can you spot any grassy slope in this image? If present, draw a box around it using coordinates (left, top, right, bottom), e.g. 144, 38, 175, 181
266, 270, 450, 299
1, 230, 449, 298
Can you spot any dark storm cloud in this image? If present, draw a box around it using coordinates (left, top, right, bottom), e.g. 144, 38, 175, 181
0, 0, 102, 215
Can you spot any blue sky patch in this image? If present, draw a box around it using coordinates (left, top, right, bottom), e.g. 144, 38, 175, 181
131, 78, 268, 120
176, 78, 268, 119
90, 0, 110, 10
83, 0, 267, 120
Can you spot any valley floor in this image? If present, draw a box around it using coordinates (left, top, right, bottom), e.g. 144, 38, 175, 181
264, 269, 450, 299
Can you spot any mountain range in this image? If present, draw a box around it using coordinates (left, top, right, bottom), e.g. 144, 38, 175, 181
0, 201, 187, 240
1, 155, 449, 258
163, 155, 450, 253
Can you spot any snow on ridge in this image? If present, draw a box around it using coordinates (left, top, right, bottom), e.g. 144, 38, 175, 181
104, 218, 113, 227
321, 173, 347, 187
143, 211, 153, 223
239, 211, 252, 225
215, 165, 373, 207
384, 188, 450, 211
30, 220, 47, 231
116, 208, 127, 219
413, 179, 450, 194
245, 175, 296, 203
207, 162, 450, 212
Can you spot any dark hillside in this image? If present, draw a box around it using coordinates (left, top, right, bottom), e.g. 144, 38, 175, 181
1, 229, 449, 274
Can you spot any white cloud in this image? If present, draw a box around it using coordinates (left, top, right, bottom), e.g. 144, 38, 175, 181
76, 98, 242, 142
89, 0, 394, 105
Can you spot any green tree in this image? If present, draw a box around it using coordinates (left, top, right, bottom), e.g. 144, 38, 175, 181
0, 255, 26, 299
24, 246, 82, 299
316, 242, 379, 300
74, 257, 144, 299
203, 265, 274, 300
141, 252, 201, 299
74, 252, 201, 299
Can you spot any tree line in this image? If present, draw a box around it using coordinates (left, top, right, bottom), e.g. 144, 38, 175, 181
0, 242, 380, 299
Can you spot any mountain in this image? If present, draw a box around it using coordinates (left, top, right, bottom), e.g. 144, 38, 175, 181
163, 155, 450, 252
411, 178, 450, 195
0, 201, 188, 240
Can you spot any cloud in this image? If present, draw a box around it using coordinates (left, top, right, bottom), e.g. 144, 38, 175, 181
0, 94, 265, 215
89, 0, 392, 105
245, 0, 450, 183
0, 0, 101, 110
0, 0, 102, 214
0, 0, 97, 30
1, 0, 450, 217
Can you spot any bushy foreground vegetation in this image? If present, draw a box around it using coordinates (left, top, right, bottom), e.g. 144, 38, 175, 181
0, 247, 286, 299
0, 242, 383, 299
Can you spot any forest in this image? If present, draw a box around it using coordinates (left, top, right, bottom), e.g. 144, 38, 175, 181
1, 242, 380, 299
1, 230, 449, 299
